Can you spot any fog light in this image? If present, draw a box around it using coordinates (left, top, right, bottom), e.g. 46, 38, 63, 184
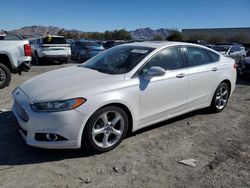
46, 133, 58, 141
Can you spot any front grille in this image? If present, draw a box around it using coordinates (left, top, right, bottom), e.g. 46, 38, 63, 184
15, 101, 29, 122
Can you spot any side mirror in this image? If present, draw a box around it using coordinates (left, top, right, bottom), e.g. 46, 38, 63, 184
142, 66, 166, 80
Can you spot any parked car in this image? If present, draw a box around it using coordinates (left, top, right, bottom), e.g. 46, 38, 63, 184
237, 57, 250, 78
29, 35, 71, 65
0, 34, 6, 40
12, 42, 236, 152
247, 49, 250, 57
103, 40, 128, 49
71, 41, 104, 62
66, 39, 74, 44
0, 37, 31, 88
212, 44, 246, 63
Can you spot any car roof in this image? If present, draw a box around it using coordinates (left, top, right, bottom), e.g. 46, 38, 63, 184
124, 41, 205, 49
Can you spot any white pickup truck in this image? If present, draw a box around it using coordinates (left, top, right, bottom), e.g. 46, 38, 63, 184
0, 39, 32, 89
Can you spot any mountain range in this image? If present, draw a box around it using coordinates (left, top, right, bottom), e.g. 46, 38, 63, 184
7, 25, 173, 40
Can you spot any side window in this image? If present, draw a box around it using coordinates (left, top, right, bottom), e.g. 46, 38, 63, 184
36, 39, 41, 44
206, 50, 220, 62
236, 46, 241, 51
186, 47, 211, 67
143, 46, 185, 71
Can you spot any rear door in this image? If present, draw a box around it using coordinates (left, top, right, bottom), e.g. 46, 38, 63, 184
184, 46, 221, 108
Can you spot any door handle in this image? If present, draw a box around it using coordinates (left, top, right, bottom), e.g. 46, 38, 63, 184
212, 67, 218, 71
176, 73, 185, 78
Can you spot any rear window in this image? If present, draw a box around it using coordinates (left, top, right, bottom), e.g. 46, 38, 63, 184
43, 37, 67, 44
206, 50, 220, 62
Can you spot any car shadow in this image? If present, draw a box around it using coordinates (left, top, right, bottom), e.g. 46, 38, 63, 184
130, 108, 209, 136
0, 108, 208, 166
0, 111, 94, 166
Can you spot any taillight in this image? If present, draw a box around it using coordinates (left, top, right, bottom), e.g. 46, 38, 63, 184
24, 44, 32, 56
233, 63, 237, 69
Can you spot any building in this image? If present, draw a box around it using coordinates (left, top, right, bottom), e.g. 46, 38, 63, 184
182, 27, 250, 43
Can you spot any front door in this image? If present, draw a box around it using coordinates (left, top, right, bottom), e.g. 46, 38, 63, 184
139, 46, 189, 127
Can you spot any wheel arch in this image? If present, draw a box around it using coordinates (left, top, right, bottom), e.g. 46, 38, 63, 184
0, 54, 13, 72
221, 79, 231, 94
79, 101, 134, 148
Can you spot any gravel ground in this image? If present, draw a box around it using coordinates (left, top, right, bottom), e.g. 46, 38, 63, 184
0, 61, 249, 188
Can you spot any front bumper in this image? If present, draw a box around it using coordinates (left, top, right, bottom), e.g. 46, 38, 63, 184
12, 88, 87, 149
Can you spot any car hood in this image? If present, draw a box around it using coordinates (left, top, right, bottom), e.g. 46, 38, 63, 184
19, 66, 125, 102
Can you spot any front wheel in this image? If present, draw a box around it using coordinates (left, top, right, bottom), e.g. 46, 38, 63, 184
209, 83, 230, 113
0, 63, 11, 89
83, 106, 129, 153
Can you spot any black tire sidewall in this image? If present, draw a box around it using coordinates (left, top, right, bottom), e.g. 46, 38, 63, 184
210, 83, 230, 113
77, 54, 82, 62
35, 53, 40, 65
0, 63, 11, 89
83, 106, 129, 153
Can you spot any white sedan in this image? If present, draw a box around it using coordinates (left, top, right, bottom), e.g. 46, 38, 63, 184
12, 42, 236, 152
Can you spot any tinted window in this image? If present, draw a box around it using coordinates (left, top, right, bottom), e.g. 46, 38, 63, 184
81, 46, 154, 74
143, 46, 185, 70
206, 50, 220, 62
186, 47, 211, 66
42, 37, 67, 44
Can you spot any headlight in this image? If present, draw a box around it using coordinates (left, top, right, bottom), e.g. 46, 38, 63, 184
30, 98, 86, 112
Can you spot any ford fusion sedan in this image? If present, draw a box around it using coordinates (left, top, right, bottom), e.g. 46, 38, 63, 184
12, 42, 236, 152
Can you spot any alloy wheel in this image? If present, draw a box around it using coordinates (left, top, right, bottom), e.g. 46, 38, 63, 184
92, 111, 125, 148
215, 85, 229, 110
0, 68, 6, 84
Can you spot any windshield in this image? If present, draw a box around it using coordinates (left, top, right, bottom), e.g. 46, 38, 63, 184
43, 37, 67, 44
212, 46, 230, 52
81, 45, 154, 74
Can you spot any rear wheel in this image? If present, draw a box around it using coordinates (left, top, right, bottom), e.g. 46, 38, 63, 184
34, 52, 40, 65
209, 82, 230, 112
83, 106, 129, 153
0, 63, 11, 89
77, 54, 82, 63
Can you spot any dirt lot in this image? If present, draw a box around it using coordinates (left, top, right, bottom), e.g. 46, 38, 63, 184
0, 62, 249, 188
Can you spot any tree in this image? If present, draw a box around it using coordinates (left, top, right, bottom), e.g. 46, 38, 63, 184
166, 30, 183, 41
228, 35, 249, 44
207, 35, 225, 44
153, 35, 164, 41
57, 30, 65, 37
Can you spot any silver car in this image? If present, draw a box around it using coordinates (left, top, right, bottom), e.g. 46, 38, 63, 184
212, 45, 246, 62
12, 42, 237, 152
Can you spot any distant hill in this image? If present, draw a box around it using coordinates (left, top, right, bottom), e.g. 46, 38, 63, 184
7, 25, 173, 40
130, 27, 172, 40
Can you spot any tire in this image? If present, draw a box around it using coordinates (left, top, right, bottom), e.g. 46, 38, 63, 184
209, 82, 230, 113
77, 54, 82, 63
83, 106, 129, 153
0, 63, 11, 89
34, 52, 40, 65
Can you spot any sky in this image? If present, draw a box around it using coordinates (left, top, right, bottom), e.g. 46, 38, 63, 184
0, 0, 249, 31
